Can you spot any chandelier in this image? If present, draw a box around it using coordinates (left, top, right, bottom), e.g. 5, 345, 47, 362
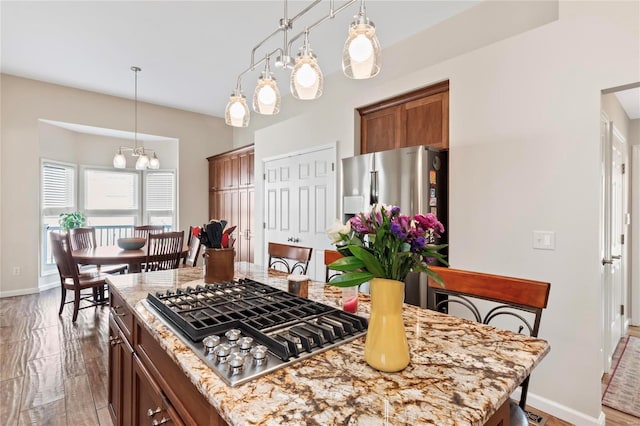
113, 66, 160, 170
225, 0, 381, 128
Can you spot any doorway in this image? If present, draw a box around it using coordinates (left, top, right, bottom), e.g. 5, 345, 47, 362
600, 83, 639, 372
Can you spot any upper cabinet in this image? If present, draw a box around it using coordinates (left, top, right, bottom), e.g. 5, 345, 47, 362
358, 81, 449, 154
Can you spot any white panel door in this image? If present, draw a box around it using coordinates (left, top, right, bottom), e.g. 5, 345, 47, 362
264, 147, 336, 281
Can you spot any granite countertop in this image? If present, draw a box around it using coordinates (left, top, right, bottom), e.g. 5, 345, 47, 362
106, 263, 550, 426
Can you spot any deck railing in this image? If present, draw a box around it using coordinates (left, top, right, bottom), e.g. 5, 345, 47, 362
43, 224, 169, 266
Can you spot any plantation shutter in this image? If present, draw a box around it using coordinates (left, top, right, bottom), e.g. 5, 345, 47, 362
42, 163, 75, 209
145, 171, 175, 211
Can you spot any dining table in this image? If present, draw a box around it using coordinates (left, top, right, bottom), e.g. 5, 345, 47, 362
72, 244, 189, 273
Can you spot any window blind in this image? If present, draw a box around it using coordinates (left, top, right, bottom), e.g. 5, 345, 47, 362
146, 172, 175, 211
42, 163, 75, 209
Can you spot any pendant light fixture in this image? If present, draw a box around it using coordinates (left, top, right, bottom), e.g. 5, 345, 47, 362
113, 66, 160, 169
223, 0, 381, 127
253, 58, 281, 115
290, 31, 323, 100
225, 83, 250, 127
342, 0, 381, 79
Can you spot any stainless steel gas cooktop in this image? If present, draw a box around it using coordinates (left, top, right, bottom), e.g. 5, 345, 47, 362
146, 278, 368, 386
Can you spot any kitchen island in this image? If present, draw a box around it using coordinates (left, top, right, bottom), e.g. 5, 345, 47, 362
106, 263, 550, 426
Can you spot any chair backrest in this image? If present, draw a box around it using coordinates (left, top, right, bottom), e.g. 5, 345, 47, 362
268, 242, 313, 274
324, 249, 343, 282
183, 229, 202, 267
68, 227, 97, 250
427, 266, 550, 409
134, 225, 165, 239
145, 231, 184, 272
50, 231, 81, 282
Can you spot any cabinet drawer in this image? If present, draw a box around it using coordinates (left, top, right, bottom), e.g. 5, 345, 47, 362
135, 322, 226, 425
110, 290, 134, 343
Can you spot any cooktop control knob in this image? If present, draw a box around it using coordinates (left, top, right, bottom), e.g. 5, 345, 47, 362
225, 329, 241, 345
238, 337, 254, 352
213, 343, 231, 363
250, 345, 268, 366
228, 353, 245, 375
203, 335, 221, 354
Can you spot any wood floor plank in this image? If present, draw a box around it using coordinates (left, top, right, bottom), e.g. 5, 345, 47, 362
1, 376, 24, 426
64, 374, 99, 426
26, 326, 61, 361
85, 356, 108, 409
20, 355, 65, 410
61, 341, 87, 378
97, 404, 114, 426
0, 321, 30, 344
0, 342, 27, 381
17, 398, 66, 426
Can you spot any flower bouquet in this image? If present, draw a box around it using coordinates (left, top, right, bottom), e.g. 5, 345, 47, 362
326, 204, 448, 286
326, 204, 448, 372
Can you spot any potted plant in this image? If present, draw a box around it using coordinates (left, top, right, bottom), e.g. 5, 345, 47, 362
58, 211, 86, 232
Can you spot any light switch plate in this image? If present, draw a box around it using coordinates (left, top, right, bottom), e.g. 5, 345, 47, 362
533, 231, 555, 250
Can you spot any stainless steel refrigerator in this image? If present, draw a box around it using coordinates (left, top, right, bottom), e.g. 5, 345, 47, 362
341, 145, 448, 307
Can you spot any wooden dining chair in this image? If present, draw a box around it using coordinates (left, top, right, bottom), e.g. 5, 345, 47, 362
268, 242, 313, 275
426, 266, 550, 425
133, 225, 165, 240
181, 226, 202, 268
324, 249, 344, 282
69, 227, 128, 275
145, 231, 184, 272
50, 232, 108, 322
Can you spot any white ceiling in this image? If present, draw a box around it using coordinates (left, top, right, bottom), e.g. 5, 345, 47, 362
614, 88, 640, 120
1, 1, 479, 118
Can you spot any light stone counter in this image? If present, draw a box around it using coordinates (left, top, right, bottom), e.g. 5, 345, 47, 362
106, 262, 550, 426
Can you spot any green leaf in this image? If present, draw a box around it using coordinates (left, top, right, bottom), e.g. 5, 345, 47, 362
424, 267, 446, 287
327, 271, 373, 288
328, 256, 365, 271
348, 245, 385, 277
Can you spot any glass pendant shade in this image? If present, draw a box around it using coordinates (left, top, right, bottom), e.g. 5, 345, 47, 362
135, 153, 149, 170
113, 149, 126, 169
225, 93, 250, 127
290, 54, 323, 100
148, 153, 160, 169
253, 72, 281, 115
342, 20, 381, 79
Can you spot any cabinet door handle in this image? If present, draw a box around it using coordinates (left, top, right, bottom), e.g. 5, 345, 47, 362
109, 336, 122, 346
147, 407, 161, 417
112, 306, 126, 317
152, 417, 170, 425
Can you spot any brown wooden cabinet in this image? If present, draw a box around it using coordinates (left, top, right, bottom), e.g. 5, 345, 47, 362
108, 290, 228, 426
358, 81, 449, 153
108, 317, 133, 426
207, 145, 254, 263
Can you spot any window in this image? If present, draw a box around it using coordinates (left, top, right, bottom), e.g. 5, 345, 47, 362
40, 161, 177, 276
144, 171, 176, 228
41, 160, 77, 272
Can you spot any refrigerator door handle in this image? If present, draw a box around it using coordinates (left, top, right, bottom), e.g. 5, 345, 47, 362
370, 171, 378, 205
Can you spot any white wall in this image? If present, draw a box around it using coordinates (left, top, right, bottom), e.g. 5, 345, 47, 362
0, 75, 233, 296
236, 1, 640, 424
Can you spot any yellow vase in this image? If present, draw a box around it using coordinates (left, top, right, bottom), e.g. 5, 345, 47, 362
364, 278, 410, 372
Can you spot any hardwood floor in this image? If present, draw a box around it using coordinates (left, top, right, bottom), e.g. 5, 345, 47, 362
0, 288, 638, 426
0, 287, 112, 426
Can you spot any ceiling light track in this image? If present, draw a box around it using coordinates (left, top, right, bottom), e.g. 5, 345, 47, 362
225, 0, 381, 128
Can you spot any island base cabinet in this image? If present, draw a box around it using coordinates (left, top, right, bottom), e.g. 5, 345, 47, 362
108, 316, 133, 426
133, 355, 184, 426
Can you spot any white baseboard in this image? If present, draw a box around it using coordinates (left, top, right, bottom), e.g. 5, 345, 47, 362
526, 392, 605, 426
0, 286, 41, 298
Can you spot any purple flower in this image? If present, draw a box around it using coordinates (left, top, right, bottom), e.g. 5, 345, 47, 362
414, 213, 444, 236
349, 215, 369, 233
411, 236, 426, 252
390, 206, 401, 216
390, 222, 407, 239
